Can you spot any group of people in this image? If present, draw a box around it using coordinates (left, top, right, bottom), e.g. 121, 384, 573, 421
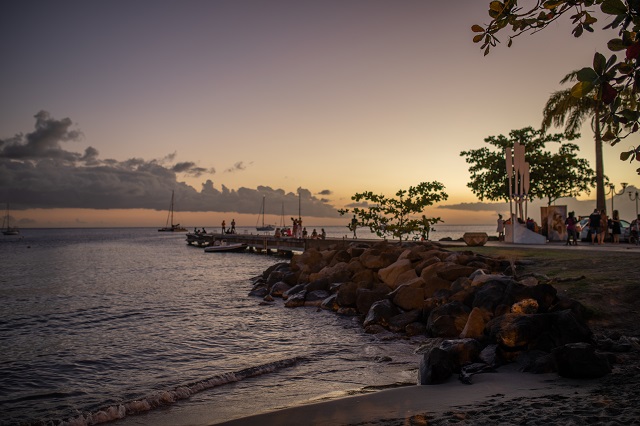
221, 219, 236, 234
585, 208, 623, 245
274, 225, 326, 240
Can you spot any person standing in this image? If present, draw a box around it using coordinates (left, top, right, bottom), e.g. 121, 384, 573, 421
496, 214, 505, 242
221, 220, 226, 234
588, 209, 600, 244
231, 219, 236, 234
565, 211, 578, 246
598, 209, 608, 244
611, 210, 621, 244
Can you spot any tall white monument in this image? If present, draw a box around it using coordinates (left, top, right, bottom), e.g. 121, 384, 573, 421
504, 142, 545, 244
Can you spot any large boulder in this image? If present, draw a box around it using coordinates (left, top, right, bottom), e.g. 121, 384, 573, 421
356, 287, 390, 315
388, 309, 422, 333
378, 259, 414, 288
418, 347, 453, 385
392, 285, 426, 311
335, 281, 359, 307
427, 301, 471, 337
309, 262, 352, 284
363, 299, 400, 328
459, 307, 490, 339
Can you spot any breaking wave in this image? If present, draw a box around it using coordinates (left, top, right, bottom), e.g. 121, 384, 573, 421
48, 357, 305, 426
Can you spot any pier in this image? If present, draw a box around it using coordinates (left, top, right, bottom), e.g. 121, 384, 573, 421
186, 232, 353, 254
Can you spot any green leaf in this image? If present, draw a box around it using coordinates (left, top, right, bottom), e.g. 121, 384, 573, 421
571, 81, 595, 98
601, 0, 628, 15
472, 24, 485, 33
593, 52, 606, 73
607, 38, 627, 51
543, 1, 564, 9
576, 67, 599, 83
490, 1, 504, 12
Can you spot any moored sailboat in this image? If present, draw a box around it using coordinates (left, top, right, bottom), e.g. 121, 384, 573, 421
2, 204, 19, 236
256, 196, 275, 232
158, 190, 187, 232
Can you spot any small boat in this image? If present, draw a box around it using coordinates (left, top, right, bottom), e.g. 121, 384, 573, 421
158, 190, 187, 232
204, 241, 248, 253
2, 204, 19, 236
256, 196, 275, 232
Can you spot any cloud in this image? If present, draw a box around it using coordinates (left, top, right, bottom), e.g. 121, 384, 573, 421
439, 202, 509, 212
0, 112, 340, 218
318, 189, 332, 196
224, 161, 248, 173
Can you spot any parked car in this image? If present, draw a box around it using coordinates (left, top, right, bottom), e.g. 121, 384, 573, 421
578, 217, 631, 242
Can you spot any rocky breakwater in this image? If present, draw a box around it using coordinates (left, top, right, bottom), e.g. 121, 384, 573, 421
249, 241, 633, 385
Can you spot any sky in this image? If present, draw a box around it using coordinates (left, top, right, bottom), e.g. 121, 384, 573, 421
1, 0, 639, 228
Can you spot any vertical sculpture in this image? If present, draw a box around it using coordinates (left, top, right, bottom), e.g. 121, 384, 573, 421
505, 142, 530, 242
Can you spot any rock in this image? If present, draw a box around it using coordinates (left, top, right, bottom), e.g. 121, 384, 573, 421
388, 309, 422, 333
356, 287, 390, 315
283, 283, 306, 299
418, 347, 453, 385
553, 342, 611, 378
270, 281, 292, 297
309, 262, 352, 284
378, 259, 413, 288
459, 362, 495, 384
405, 322, 427, 336
427, 301, 470, 337
516, 350, 557, 374
363, 299, 400, 328
439, 338, 482, 372
336, 281, 359, 307
459, 307, 490, 339
305, 290, 331, 307
392, 285, 426, 311
320, 294, 339, 311
305, 277, 331, 293
511, 298, 539, 314
284, 290, 306, 308
249, 286, 268, 298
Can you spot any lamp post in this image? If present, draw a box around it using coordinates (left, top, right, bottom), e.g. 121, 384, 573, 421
630, 190, 639, 217
605, 183, 628, 213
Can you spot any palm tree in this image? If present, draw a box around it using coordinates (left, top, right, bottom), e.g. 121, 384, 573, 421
542, 71, 606, 212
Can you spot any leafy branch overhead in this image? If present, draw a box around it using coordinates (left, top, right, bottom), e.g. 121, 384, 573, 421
338, 182, 448, 241
473, 0, 640, 172
460, 127, 596, 206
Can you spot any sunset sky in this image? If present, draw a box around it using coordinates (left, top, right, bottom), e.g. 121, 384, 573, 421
1, 0, 638, 228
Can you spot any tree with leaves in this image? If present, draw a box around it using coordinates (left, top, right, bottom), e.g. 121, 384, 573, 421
472, 0, 640, 172
338, 182, 448, 241
460, 127, 596, 206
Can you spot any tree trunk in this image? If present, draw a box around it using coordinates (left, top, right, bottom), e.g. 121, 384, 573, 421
594, 106, 605, 212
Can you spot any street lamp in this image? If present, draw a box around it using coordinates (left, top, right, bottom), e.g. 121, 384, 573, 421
630, 190, 639, 217
605, 182, 628, 213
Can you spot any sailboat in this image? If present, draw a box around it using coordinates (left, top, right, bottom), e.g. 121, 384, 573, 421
158, 190, 187, 232
2, 204, 19, 236
256, 196, 275, 232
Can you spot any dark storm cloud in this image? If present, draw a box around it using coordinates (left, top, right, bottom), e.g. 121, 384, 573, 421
0, 111, 339, 218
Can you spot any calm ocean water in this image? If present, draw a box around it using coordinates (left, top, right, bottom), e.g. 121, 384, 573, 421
0, 225, 492, 426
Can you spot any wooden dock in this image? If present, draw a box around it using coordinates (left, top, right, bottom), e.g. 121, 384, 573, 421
185, 232, 354, 254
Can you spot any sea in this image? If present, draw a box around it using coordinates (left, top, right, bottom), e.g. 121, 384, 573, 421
0, 225, 494, 426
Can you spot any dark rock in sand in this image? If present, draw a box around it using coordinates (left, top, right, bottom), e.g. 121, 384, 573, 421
553, 342, 611, 378
418, 347, 454, 385
304, 290, 331, 307
320, 294, 339, 311
270, 281, 292, 297
388, 309, 422, 333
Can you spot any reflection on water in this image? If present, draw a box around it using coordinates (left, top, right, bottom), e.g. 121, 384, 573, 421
0, 228, 424, 425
